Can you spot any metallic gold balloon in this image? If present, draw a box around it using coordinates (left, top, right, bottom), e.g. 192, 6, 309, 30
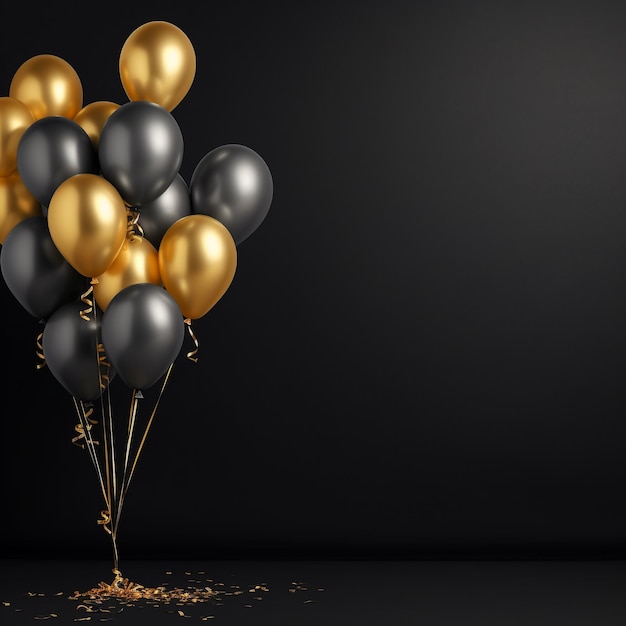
73, 101, 120, 149
158, 214, 237, 320
94, 235, 162, 311
119, 21, 196, 112
9, 54, 83, 120
0, 171, 42, 244
0, 97, 34, 177
47, 173, 128, 278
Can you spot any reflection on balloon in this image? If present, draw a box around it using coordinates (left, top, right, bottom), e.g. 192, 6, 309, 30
138, 173, 191, 248
0, 171, 42, 244
16, 116, 98, 207
190, 143, 273, 245
9, 53, 83, 120
119, 20, 196, 112
158, 214, 237, 320
0, 216, 87, 319
47, 173, 128, 279
73, 100, 120, 150
94, 236, 162, 311
98, 101, 184, 207
101, 283, 185, 390
42, 299, 116, 402
0, 97, 34, 177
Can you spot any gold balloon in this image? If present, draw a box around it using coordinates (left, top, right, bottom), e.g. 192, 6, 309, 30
94, 236, 162, 311
158, 214, 237, 320
73, 101, 120, 149
47, 173, 128, 279
119, 20, 196, 112
0, 97, 34, 177
0, 171, 42, 244
9, 54, 83, 120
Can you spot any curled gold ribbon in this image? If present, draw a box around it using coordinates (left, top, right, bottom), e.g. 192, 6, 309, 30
72, 409, 99, 448
97, 343, 112, 391
98, 509, 112, 535
35, 331, 46, 369
80, 284, 94, 321
184, 318, 199, 362
126, 207, 144, 242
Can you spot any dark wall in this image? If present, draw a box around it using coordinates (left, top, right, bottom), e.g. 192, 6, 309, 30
3, 0, 626, 560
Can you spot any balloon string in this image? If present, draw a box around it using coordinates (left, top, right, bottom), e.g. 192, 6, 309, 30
73, 399, 111, 536
93, 304, 120, 572
113, 389, 140, 537
113, 364, 174, 537
35, 331, 46, 369
126, 207, 143, 242
184, 318, 199, 362
80, 284, 95, 321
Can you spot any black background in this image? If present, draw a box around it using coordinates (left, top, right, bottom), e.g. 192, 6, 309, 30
3, 0, 626, 562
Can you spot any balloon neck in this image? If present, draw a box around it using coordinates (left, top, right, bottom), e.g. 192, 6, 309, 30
91, 277, 99, 285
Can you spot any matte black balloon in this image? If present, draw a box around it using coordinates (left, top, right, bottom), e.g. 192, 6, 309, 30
42, 299, 116, 402
17, 116, 98, 207
98, 101, 184, 207
138, 173, 191, 247
101, 283, 185, 390
0, 216, 88, 319
189, 143, 273, 245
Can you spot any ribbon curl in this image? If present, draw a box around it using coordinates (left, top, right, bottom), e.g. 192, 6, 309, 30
184, 318, 199, 362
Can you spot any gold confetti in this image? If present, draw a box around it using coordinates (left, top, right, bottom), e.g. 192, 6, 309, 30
74, 618, 92, 622
201, 617, 215, 621
2, 601, 9, 606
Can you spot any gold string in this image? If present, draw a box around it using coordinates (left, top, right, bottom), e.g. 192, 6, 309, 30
97, 509, 113, 535
184, 318, 199, 362
92, 303, 119, 571
80, 284, 94, 321
126, 207, 144, 242
113, 364, 174, 536
73, 399, 109, 517
112, 389, 140, 537
35, 331, 46, 369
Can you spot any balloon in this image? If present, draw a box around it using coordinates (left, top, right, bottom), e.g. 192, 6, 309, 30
0, 171, 42, 244
16, 116, 98, 207
189, 144, 273, 245
101, 283, 185, 390
0, 216, 87, 319
42, 299, 116, 402
158, 214, 237, 320
73, 100, 120, 150
98, 101, 184, 207
9, 53, 83, 120
138, 173, 191, 247
0, 97, 34, 177
119, 20, 196, 112
47, 173, 128, 279
94, 236, 162, 311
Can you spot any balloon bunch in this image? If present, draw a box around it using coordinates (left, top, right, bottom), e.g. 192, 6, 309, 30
0, 21, 273, 572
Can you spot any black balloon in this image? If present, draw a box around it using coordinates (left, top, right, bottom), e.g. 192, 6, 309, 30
189, 143, 273, 245
17, 116, 98, 207
98, 101, 184, 207
42, 299, 116, 402
101, 283, 185, 390
138, 173, 191, 247
0, 216, 88, 319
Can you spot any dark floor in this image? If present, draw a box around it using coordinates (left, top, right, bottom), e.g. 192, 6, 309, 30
3, 559, 626, 625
